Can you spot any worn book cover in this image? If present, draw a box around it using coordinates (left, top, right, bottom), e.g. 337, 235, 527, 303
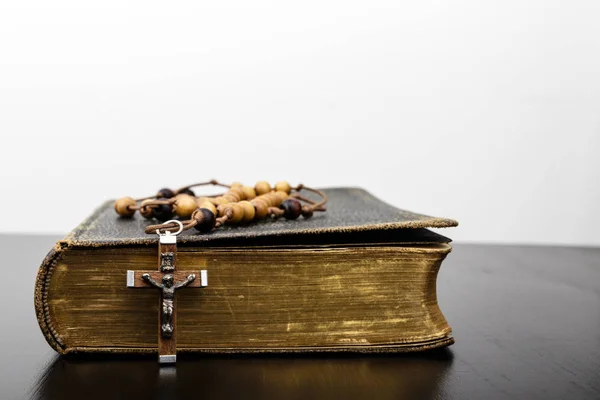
35, 188, 458, 355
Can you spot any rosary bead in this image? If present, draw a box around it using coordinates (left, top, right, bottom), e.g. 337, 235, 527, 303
196, 197, 209, 206
266, 192, 282, 206
270, 193, 282, 206
152, 204, 174, 221
224, 193, 240, 203
228, 203, 244, 223
157, 188, 175, 199
275, 181, 292, 194
242, 186, 256, 200
140, 199, 155, 219
114, 197, 136, 217
198, 200, 217, 215
256, 194, 270, 206
238, 201, 255, 222
258, 193, 272, 206
251, 199, 269, 219
217, 204, 244, 223
274, 191, 287, 203
194, 208, 216, 233
230, 187, 246, 200
274, 191, 288, 203
252, 196, 266, 208
280, 198, 302, 220
255, 181, 271, 195
217, 204, 228, 217
178, 188, 195, 197
302, 205, 314, 218
213, 196, 230, 205
174, 194, 197, 218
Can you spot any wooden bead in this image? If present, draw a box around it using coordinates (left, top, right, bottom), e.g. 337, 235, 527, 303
259, 193, 273, 206
140, 199, 155, 219
228, 203, 244, 224
238, 201, 255, 222
253, 195, 265, 207
274, 191, 288, 203
199, 201, 217, 215
230, 187, 246, 200
213, 196, 230, 205
255, 181, 271, 195
274, 192, 287, 205
241, 186, 256, 200
195, 197, 210, 206
217, 204, 230, 218
256, 194, 270, 207
251, 199, 269, 219
217, 204, 244, 223
157, 188, 175, 199
280, 198, 302, 220
301, 205, 314, 219
224, 193, 240, 203
204, 197, 220, 205
194, 208, 216, 233
275, 181, 292, 194
231, 181, 243, 188
114, 197, 136, 217
174, 194, 197, 218
152, 204, 174, 221
265, 192, 281, 206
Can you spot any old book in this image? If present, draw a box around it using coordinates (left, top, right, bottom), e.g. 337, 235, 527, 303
35, 188, 458, 355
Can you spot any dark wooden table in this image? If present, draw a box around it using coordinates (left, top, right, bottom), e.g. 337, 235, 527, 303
2, 235, 599, 399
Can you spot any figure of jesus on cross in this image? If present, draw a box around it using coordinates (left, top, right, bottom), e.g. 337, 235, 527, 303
126, 222, 207, 364
141, 273, 196, 338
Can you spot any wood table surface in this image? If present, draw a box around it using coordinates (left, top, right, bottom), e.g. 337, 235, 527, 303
1, 235, 599, 399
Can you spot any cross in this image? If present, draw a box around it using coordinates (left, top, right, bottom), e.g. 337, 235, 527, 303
126, 228, 207, 364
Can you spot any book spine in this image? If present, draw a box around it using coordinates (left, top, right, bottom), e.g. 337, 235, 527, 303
34, 244, 67, 354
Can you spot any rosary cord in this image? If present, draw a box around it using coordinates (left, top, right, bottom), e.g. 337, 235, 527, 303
290, 185, 327, 211
128, 198, 174, 211
175, 179, 231, 194
144, 220, 187, 234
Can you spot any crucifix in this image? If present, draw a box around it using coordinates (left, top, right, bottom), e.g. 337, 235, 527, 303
126, 220, 207, 364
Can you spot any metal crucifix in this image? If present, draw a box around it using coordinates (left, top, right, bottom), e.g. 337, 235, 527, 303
126, 220, 207, 364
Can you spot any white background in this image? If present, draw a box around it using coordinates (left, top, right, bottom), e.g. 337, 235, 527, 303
1, 1, 599, 245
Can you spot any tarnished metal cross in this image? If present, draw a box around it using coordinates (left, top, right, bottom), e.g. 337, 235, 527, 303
126, 222, 207, 364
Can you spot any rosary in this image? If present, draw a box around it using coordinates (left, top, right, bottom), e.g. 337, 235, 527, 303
114, 180, 327, 364
114, 179, 327, 234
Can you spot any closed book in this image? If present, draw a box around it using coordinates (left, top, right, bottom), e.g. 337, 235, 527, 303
35, 188, 458, 354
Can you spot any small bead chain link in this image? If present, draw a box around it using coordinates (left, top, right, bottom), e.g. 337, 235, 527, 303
113, 180, 327, 234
